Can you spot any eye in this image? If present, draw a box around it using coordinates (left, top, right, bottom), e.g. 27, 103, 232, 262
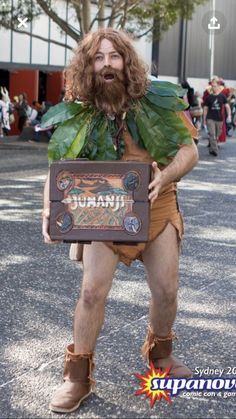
95, 55, 103, 61
111, 53, 121, 59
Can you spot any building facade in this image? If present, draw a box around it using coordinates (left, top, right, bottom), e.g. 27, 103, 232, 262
154, 0, 236, 93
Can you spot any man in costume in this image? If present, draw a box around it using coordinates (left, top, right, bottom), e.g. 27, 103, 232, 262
42, 28, 198, 413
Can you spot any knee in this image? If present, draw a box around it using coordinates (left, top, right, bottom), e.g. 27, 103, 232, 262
81, 287, 106, 307
162, 286, 178, 305
151, 278, 178, 305
81, 275, 110, 307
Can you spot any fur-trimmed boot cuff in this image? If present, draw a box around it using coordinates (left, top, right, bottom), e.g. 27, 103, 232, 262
49, 344, 95, 413
141, 327, 192, 378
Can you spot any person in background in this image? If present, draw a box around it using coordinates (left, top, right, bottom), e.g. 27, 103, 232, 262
218, 79, 231, 137
28, 102, 38, 124
181, 80, 196, 108
32, 101, 43, 118
14, 92, 29, 133
203, 78, 231, 156
29, 101, 54, 142
203, 77, 230, 143
229, 94, 236, 130
0, 87, 11, 137
180, 81, 199, 144
188, 90, 203, 133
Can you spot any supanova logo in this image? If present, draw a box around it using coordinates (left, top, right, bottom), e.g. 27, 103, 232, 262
150, 376, 236, 396
135, 363, 236, 407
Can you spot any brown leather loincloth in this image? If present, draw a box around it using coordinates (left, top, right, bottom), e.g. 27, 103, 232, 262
103, 112, 192, 266
105, 185, 183, 266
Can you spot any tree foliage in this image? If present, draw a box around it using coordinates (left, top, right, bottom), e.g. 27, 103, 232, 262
0, 0, 208, 50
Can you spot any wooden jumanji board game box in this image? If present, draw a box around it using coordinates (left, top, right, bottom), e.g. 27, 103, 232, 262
49, 159, 151, 243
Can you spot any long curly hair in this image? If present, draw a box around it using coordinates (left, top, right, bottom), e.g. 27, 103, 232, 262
64, 28, 149, 103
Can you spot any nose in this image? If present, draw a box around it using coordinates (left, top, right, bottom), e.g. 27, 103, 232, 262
104, 55, 111, 67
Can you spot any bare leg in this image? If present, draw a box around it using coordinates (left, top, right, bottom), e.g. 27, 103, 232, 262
142, 223, 192, 377
49, 242, 118, 412
142, 223, 179, 336
74, 242, 119, 353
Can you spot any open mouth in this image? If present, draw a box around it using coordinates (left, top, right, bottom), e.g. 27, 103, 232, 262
104, 73, 115, 81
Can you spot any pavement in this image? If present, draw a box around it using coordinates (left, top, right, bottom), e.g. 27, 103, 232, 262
0, 130, 236, 418
0, 135, 49, 151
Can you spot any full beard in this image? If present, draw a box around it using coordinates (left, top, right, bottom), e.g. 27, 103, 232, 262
92, 67, 128, 115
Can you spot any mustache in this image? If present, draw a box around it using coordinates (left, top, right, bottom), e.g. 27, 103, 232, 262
94, 66, 125, 84
92, 66, 128, 115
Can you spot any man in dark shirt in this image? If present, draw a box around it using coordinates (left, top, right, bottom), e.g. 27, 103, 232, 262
203, 78, 231, 156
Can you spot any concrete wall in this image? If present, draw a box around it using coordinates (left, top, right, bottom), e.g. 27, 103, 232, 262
157, 0, 236, 93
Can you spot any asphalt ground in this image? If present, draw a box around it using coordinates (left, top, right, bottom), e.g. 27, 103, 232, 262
0, 132, 236, 418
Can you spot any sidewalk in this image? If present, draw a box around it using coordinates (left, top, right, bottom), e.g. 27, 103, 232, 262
0, 135, 48, 151
0, 130, 236, 418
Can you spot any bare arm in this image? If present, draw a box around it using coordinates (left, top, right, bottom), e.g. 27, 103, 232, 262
203, 106, 208, 125
225, 103, 231, 120
149, 141, 199, 205
43, 170, 50, 212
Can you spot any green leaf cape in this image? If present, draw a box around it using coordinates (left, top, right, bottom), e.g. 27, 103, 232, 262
41, 81, 192, 166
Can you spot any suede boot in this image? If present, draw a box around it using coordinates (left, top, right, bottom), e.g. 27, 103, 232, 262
142, 327, 192, 378
49, 344, 95, 413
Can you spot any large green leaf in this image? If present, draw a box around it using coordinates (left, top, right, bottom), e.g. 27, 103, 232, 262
41, 102, 83, 128
126, 110, 145, 148
80, 132, 98, 160
145, 91, 188, 111
64, 120, 89, 159
136, 99, 192, 165
147, 80, 186, 97
93, 118, 117, 161
144, 99, 192, 145
79, 113, 115, 160
48, 111, 88, 163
